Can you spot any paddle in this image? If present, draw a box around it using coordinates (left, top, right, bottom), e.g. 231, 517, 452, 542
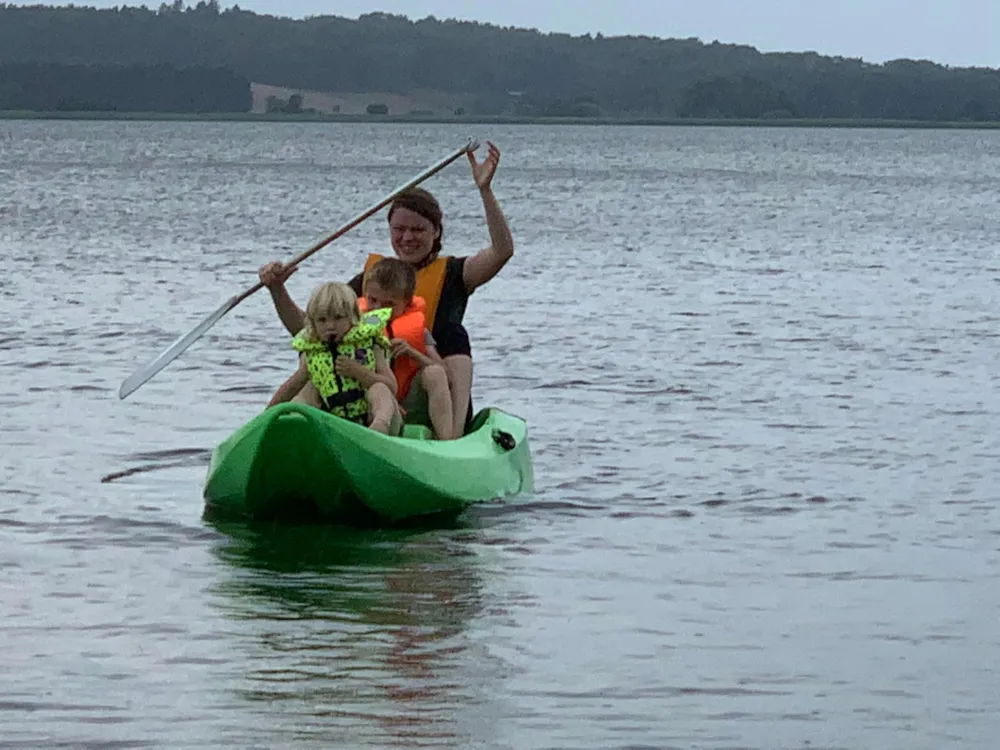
118, 138, 479, 400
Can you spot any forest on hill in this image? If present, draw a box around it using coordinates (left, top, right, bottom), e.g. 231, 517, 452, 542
1, 2, 999, 120
0, 61, 250, 112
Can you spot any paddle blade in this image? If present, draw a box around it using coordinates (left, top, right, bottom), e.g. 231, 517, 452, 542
118, 295, 241, 400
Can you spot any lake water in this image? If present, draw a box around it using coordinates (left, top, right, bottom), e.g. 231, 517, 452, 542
1, 120, 999, 748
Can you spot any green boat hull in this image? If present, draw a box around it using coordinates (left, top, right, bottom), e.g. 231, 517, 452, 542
203, 403, 533, 523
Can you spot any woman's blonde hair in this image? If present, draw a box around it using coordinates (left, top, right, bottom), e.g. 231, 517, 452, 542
300, 282, 359, 341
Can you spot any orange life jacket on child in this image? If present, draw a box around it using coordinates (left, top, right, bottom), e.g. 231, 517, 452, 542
357, 296, 428, 400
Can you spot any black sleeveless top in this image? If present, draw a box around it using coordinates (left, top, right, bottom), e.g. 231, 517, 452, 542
348, 256, 472, 358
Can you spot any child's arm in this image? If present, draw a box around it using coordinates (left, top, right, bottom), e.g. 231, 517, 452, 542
423, 329, 445, 366
390, 329, 443, 368
268, 356, 310, 407
335, 348, 398, 394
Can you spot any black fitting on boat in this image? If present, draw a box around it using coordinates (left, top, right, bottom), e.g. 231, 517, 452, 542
492, 430, 516, 451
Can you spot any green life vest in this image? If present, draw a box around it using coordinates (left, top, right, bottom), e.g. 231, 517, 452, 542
291, 307, 392, 423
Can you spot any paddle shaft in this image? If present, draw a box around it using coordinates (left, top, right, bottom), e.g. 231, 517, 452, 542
118, 138, 477, 399
234, 138, 478, 306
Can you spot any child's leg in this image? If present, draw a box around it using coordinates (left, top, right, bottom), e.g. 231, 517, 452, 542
291, 382, 323, 408
419, 364, 454, 440
366, 382, 403, 436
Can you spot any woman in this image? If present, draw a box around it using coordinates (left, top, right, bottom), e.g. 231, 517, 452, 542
258, 141, 514, 438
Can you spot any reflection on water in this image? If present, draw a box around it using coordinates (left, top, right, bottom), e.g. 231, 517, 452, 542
206, 521, 492, 748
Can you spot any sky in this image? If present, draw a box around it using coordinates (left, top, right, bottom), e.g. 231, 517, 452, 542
24, 0, 1000, 68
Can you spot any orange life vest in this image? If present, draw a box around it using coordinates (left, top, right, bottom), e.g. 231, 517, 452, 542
363, 253, 448, 332
357, 296, 428, 400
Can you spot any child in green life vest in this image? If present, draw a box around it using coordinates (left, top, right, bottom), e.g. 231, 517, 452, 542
267, 281, 403, 436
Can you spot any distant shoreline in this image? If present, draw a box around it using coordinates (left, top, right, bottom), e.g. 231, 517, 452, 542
2, 110, 1000, 130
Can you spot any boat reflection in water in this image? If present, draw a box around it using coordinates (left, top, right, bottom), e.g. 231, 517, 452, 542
205, 519, 505, 748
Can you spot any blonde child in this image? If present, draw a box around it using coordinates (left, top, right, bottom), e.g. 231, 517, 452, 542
268, 282, 402, 436
359, 258, 456, 440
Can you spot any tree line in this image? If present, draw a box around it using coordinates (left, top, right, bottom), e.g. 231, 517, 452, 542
0, 2, 998, 120
0, 61, 250, 112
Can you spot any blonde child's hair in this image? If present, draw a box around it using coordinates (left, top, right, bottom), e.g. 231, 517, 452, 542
363, 257, 416, 301
300, 282, 359, 341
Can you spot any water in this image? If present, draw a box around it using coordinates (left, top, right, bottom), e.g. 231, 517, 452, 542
2, 120, 999, 748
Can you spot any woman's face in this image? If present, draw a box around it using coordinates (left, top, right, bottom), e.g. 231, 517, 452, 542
388, 207, 439, 265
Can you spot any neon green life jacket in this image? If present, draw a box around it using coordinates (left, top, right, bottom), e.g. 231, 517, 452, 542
291, 307, 392, 423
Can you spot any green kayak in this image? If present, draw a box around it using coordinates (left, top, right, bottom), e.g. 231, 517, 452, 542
202, 403, 533, 524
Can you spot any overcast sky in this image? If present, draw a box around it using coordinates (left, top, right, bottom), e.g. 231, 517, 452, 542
25, 0, 1000, 68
